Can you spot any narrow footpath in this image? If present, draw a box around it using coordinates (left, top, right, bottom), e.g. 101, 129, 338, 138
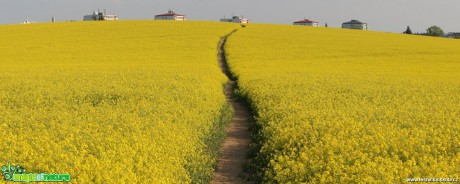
212, 31, 253, 184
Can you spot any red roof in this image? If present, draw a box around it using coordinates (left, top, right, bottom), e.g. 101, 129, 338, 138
294, 19, 318, 24
155, 13, 185, 17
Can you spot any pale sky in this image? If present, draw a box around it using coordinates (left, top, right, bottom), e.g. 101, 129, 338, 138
0, 0, 459, 33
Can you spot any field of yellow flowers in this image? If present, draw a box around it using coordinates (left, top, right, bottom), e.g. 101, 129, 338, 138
226, 24, 460, 183
0, 21, 239, 183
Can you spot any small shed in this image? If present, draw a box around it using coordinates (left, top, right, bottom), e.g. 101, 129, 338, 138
342, 20, 367, 30
154, 10, 186, 21
293, 19, 319, 27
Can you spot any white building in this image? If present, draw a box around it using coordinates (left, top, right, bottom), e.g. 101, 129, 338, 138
84, 9, 118, 21
293, 19, 319, 27
342, 20, 367, 30
220, 15, 249, 24
154, 10, 186, 21
22, 19, 37, 24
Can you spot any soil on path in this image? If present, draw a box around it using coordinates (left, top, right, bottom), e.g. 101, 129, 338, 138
212, 31, 253, 184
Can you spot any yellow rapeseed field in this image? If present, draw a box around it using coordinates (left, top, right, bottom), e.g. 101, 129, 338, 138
226, 24, 460, 183
0, 21, 239, 183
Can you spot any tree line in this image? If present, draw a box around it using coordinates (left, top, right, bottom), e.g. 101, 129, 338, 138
404, 25, 460, 39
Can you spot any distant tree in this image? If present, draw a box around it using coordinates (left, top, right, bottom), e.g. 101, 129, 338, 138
426, 25, 444, 37
403, 26, 412, 34
450, 33, 460, 39
325, 23, 328, 28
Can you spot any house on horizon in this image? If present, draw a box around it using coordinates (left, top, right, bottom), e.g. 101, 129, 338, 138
342, 20, 367, 30
154, 10, 186, 21
293, 19, 319, 27
83, 9, 118, 21
220, 15, 249, 24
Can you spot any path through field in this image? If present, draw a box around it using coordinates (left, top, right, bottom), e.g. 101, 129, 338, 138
212, 31, 253, 184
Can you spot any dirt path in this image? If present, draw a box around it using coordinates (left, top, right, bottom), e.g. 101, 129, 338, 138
212, 31, 253, 184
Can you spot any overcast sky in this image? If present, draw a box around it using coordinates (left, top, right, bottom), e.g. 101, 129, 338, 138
0, 0, 458, 33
